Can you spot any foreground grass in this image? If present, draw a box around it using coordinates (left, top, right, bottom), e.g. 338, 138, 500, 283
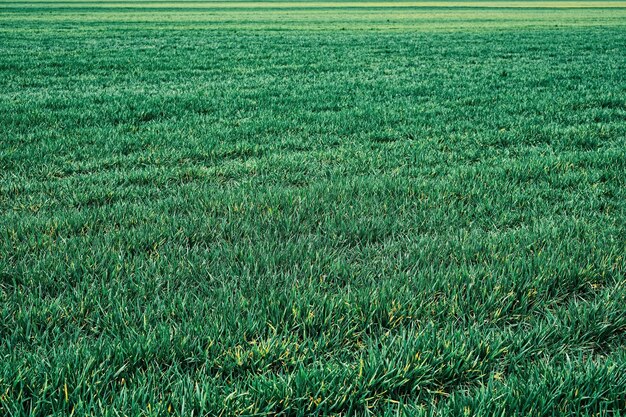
1, 2, 626, 416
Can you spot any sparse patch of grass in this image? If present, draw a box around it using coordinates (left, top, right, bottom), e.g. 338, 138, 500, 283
1, 1, 625, 416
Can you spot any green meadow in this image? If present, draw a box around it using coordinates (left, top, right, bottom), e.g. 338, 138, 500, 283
1, 1, 625, 415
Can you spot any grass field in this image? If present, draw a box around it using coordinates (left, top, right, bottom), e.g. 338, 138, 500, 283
1, 1, 626, 416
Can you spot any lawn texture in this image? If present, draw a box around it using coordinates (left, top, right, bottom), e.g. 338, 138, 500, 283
1, 1, 626, 416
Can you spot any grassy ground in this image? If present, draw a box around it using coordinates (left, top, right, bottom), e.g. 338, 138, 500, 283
1, 1, 626, 416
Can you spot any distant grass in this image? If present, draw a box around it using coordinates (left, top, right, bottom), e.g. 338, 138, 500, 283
1, 1, 626, 416
1, 1, 626, 31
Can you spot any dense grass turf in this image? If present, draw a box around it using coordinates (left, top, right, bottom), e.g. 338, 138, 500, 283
1, 1, 626, 415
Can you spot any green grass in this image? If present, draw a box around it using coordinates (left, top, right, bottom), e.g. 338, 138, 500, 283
1, 1, 626, 416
